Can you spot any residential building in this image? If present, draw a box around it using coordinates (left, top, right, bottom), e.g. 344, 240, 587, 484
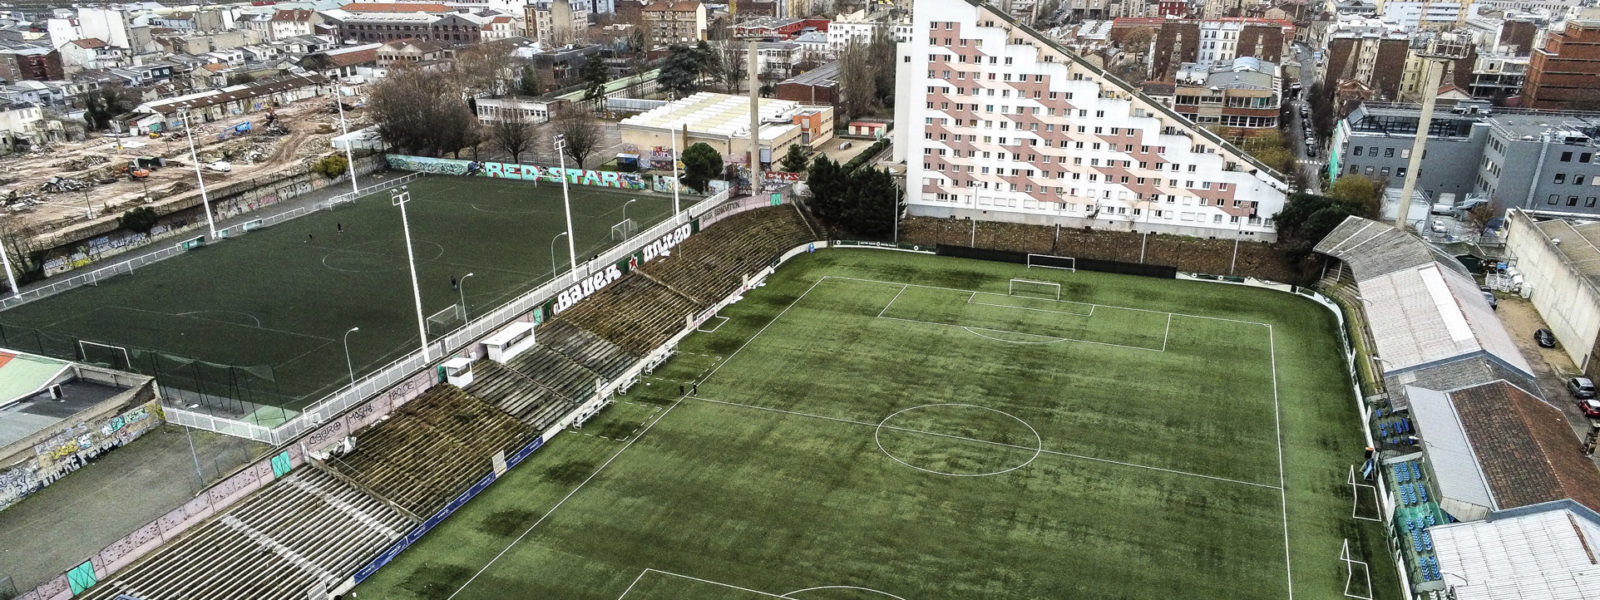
1157, 57, 1283, 136
827, 10, 911, 54
895, 0, 1290, 240
740, 41, 803, 81
269, 9, 324, 41
131, 73, 328, 132
1524, 19, 1600, 110
377, 38, 445, 65
1395, 32, 1477, 102
475, 95, 557, 123
1321, 16, 1411, 102
793, 30, 831, 61
1467, 53, 1527, 99
0, 102, 57, 152
58, 38, 125, 72
620, 92, 832, 169
298, 44, 381, 80
1376, 0, 1473, 29
775, 60, 838, 105
526, 0, 588, 46
325, 11, 491, 45
1109, 17, 1292, 80
731, 17, 830, 40
0, 47, 64, 82
641, 1, 706, 44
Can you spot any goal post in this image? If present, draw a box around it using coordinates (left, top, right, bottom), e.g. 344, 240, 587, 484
1348, 464, 1382, 522
426, 304, 465, 336
611, 218, 637, 241
78, 340, 132, 371
1339, 539, 1375, 600
1027, 253, 1076, 271
177, 235, 205, 251
1008, 278, 1061, 301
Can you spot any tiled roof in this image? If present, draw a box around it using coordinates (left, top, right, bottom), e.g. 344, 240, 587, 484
323, 47, 377, 67
1452, 381, 1600, 512
72, 38, 107, 48
272, 9, 316, 22
340, 2, 452, 12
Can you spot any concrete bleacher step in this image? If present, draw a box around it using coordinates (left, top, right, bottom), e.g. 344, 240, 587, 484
505, 345, 603, 401
538, 320, 637, 380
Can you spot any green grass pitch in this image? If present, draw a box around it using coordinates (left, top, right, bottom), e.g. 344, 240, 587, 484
354, 249, 1399, 600
0, 176, 677, 409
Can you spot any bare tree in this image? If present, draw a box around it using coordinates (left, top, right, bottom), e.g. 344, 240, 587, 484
453, 43, 515, 97
715, 40, 747, 94
837, 40, 875, 118
554, 105, 602, 168
371, 68, 478, 156
491, 109, 533, 162
0, 219, 42, 292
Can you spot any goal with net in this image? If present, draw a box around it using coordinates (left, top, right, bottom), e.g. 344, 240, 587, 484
611, 218, 637, 241
426, 304, 465, 336
1027, 254, 1075, 271
1009, 278, 1061, 301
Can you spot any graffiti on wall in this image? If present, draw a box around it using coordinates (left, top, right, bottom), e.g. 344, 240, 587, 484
1, 402, 161, 511
384, 155, 649, 190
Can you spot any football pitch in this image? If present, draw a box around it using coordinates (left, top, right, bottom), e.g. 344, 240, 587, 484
355, 250, 1398, 600
0, 176, 676, 410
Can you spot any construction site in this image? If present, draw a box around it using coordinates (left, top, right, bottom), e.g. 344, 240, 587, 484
0, 92, 364, 273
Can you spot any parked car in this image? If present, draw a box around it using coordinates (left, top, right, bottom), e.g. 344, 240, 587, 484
1581, 399, 1600, 419
1481, 290, 1497, 309
206, 161, 232, 172
1536, 328, 1557, 348
1570, 377, 1597, 399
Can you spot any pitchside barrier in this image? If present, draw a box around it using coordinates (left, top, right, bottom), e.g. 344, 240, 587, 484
933, 244, 1178, 278
0, 172, 424, 313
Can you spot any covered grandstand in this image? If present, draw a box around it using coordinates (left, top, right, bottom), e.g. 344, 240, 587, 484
1315, 216, 1600, 597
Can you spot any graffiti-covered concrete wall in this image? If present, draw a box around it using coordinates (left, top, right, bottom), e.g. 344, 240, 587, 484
0, 376, 160, 512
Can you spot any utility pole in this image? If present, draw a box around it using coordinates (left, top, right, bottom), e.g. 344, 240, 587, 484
1396, 41, 1469, 231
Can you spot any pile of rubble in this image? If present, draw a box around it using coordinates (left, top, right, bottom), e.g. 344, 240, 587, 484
41, 176, 90, 193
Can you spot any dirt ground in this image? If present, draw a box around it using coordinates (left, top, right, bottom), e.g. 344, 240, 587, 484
1, 97, 360, 238
1495, 295, 1599, 439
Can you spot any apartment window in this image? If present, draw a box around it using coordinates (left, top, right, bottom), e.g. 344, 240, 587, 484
1384, 148, 1394, 158
1581, 175, 1589, 186
1589, 197, 1599, 207
1585, 153, 1594, 163
1397, 167, 1407, 178
1549, 194, 1560, 205
1572, 196, 1581, 206
1557, 173, 1567, 184
1563, 151, 1574, 162
1353, 146, 1363, 156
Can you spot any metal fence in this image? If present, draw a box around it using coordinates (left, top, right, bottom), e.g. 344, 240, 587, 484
1, 172, 425, 313
162, 185, 733, 446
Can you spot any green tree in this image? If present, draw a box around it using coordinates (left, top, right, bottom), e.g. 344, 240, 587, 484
118, 206, 160, 234
692, 40, 720, 89
779, 144, 809, 173
680, 142, 723, 193
518, 65, 543, 97
312, 154, 349, 178
805, 155, 897, 237
81, 88, 128, 131
1274, 188, 1380, 260
1326, 174, 1382, 219
658, 44, 702, 99
581, 54, 609, 109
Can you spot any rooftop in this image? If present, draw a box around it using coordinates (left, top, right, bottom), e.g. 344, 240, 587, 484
779, 60, 839, 87
1533, 217, 1600, 290
340, 2, 454, 11
1433, 500, 1600, 600
620, 91, 814, 141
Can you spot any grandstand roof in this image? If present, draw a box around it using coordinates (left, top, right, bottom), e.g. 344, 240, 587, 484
1314, 217, 1531, 380
0, 349, 69, 408
1433, 500, 1600, 600
1410, 381, 1600, 519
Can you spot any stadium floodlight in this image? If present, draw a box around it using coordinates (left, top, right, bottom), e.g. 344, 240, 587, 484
178, 105, 218, 241
552, 134, 578, 277
343, 326, 360, 387
391, 186, 431, 361
550, 231, 567, 278
332, 85, 359, 196
670, 123, 683, 224
458, 272, 475, 322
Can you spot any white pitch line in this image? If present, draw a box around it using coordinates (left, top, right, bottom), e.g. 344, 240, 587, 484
1268, 324, 1294, 600
823, 275, 1272, 327
878, 284, 909, 319
687, 395, 1281, 491
1162, 313, 1172, 352
877, 314, 1165, 353
615, 568, 653, 600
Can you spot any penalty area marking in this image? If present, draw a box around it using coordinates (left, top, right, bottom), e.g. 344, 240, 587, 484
874, 403, 1042, 477
320, 240, 447, 273
174, 310, 264, 328
617, 568, 907, 600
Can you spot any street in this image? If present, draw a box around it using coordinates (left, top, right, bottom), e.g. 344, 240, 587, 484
1286, 42, 1325, 194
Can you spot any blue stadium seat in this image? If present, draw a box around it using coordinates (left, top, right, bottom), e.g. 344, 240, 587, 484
1419, 486, 1429, 503
1426, 514, 1436, 527
1422, 531, 1433, 552
1410, 463, 1421, 481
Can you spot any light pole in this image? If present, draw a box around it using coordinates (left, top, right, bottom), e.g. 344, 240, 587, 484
621, 198, 637, 238
552, 134, 578, 274
179, 106, 218, 241
390, 186, 431, 361
342, 327, 360, 387
550, 231, 567, 279
79, 188, 94, 219
1230, 216, 1246, 276
670, 124, 683, 223
0, 215, 18, 299
332, 84, 360, 196
458, 272, 474, 322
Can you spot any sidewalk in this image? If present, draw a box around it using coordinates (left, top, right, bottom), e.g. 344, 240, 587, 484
11, 169, 398, 297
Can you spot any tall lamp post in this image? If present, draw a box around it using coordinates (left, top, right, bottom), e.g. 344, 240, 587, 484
621, 198, 637, 238
458, 272, 475, 321
390, 186, 431, 361
552, 134, 578, 274
550, 231, 568, 279
670, 123, 683, 223
0, 216, 18, 299
179, 106, 218, 241
342, 327, 361, 387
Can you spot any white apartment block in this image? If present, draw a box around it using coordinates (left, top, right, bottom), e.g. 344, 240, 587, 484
894, 0, 1290, 239
1197, 20, 1244, 64
827, 10, 912, 54
1377, 0, 1472, 29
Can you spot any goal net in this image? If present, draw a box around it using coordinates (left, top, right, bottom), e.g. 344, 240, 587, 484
1339, 539, 1375, 600
79, 340, 132, 371
426, 304, 465, 336
611, 218, 637, 241
1027, 253, 1076, 271
1009, 278, 1061, 301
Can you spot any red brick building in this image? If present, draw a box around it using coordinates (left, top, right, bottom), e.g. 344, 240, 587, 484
1525, 20, 1600, 109
0, 48, 64, 82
